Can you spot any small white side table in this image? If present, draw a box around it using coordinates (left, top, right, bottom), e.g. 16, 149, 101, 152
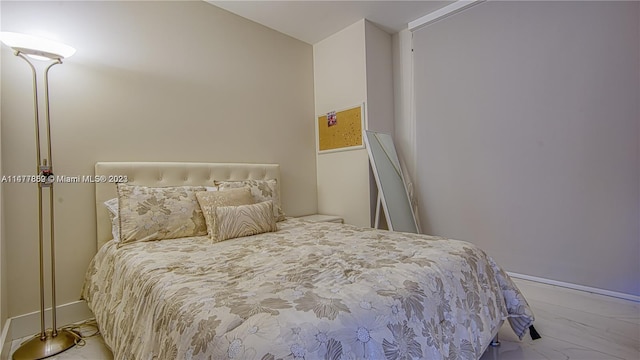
297, 214, 344, 224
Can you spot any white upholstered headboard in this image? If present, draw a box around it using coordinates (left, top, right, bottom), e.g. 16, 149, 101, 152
95, 162, 280, 249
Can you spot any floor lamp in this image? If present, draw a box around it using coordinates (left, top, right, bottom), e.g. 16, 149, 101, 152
0, 32, 77, 360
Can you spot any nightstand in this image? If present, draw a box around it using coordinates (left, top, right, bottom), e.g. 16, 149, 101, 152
297, 214, 344, 224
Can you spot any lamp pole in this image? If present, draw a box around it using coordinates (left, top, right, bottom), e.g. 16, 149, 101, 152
2, 32, 78, 360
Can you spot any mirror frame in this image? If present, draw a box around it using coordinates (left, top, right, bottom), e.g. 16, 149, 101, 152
364, 130, 419, 233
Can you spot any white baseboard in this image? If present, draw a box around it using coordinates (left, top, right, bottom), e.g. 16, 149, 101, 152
508, 272, 640, 303
3, 300, 93, 346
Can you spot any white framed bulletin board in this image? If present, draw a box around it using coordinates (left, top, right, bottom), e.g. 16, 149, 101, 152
316, 104, 365, 154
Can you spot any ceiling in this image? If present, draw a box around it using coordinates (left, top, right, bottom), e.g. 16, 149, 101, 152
206, 1, 454, 44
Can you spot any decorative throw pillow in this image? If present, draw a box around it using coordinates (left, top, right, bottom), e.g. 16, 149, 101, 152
103, 198, 120, 242
195, 188, 255, 239
214, 201, 277, 242
215, 179, 285, 221
117, 184, 208, 245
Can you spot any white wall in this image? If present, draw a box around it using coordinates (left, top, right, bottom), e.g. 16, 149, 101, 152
364, 21, 395, 226
392, 29, 418, 218
313, 20, 395, 228
410, 1, 639, 296
364, 22, 394, 136
1, 0, 316, 319
314, 21, 370, 227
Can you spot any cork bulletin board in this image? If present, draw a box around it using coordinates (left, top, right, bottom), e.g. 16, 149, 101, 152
317, 104, 365, 153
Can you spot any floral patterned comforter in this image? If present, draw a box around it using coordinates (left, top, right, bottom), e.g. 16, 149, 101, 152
82, 219, 534, 360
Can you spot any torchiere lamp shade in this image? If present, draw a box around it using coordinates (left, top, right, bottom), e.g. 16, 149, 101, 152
0, 32, 75, 60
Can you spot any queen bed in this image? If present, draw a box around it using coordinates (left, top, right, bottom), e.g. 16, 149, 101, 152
82, 161, 535, 360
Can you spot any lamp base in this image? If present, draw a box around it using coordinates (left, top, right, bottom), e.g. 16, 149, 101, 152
12, 329, 78, 360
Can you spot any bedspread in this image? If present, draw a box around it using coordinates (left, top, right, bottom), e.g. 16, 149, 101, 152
82, 219, 533, 360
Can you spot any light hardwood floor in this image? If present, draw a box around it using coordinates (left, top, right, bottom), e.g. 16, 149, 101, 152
480, 279, 639, 360
10, 279, 640, 359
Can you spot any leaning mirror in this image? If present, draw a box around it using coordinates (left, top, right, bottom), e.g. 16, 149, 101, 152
364, 130, 419, 233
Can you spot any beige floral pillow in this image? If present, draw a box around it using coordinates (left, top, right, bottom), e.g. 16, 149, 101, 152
195, 188, 255, 239
214, 201, 277, 242
117, 184, 207, 245
215, 179, 285, 221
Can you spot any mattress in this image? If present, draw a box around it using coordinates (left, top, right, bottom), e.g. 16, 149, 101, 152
82, 218, 534, 360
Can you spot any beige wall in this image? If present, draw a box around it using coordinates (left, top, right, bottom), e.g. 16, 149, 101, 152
1, 0, 316, 318
0, 25, 5, 335
0, 0, 6, 333
0, 158, 3, 334
410, 1, 639, 296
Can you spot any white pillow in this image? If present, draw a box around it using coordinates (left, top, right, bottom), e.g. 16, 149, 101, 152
103, 198, 120, 242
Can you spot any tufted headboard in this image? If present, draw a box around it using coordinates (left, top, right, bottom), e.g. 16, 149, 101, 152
95, 162, 280, 249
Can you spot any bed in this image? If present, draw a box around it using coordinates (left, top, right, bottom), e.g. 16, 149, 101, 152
82, 161, 535, 360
